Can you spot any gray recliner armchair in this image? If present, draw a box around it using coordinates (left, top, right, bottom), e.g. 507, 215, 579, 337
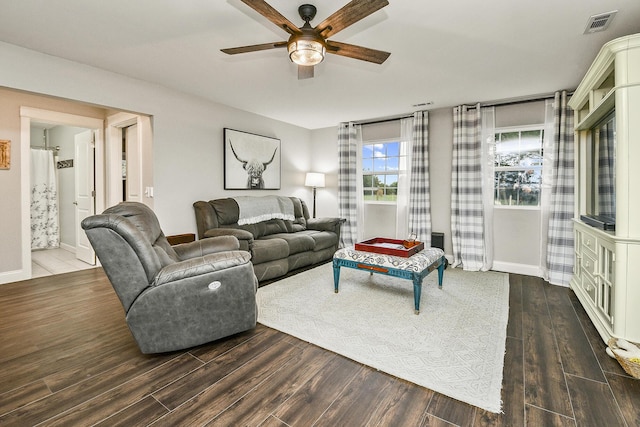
81, 201, 258, 354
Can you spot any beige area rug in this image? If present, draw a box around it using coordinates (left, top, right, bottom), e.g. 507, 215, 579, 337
256, 262, 509, 413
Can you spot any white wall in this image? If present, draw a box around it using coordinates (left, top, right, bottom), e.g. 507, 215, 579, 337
309, 126, 339, 218
428, 108, 454, 255
150, 94, 312, 235
0, 41, 313, 281
363, 203, 397, 240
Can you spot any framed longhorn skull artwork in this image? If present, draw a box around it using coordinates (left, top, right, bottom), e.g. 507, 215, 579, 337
223, 128, 281, 190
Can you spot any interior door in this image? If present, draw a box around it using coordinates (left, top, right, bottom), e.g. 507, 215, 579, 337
74, 129, 96, 265
125, 124, 141, 202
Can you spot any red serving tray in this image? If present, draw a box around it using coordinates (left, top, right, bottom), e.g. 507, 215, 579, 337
355, 237, 424, 258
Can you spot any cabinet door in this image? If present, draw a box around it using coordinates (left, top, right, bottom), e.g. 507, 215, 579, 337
573, 228, 583, 282
597, 239, 615, 326
581, 250, 597, 305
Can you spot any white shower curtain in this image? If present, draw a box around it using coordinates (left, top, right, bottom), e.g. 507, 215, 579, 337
31, 148, 60, 249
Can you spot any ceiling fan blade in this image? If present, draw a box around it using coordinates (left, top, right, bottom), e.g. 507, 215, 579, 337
221, 41, 287, 55
298, 65, 314, 80
240, 0, 302, 35
326, 40, 390, 64
315, 0, 388, 38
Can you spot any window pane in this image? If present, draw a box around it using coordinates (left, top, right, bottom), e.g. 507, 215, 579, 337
495, 171, 517, 205
519, 150, 543, 167
363, 187, 375, 201
373, 143, 385, 158
386, 142, 400, 156
385, 174, 398, 186
521, 130, 542, 150
501, 132, 519, 141
362, 145, 374, 159
496, 148, 520, 167
494, 169, 541, 206
516, 168, 541, 205
362, 158, 373, 173
500, 132, 520, 150
496, 132, 520, 166
496, 133, 521, 167
386, 157, 399, 171
373, 157, 385, 172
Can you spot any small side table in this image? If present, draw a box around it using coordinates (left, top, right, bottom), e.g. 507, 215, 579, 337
332, 246, 446, 314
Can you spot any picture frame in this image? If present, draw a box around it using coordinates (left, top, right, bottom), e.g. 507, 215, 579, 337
224, 128, 281, 190
0, 140, 10, 170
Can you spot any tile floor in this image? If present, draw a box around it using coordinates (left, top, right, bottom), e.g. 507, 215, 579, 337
31, 247, 96, 278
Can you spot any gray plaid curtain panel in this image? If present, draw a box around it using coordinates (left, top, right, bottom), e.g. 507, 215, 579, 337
408, 111, 432, 245
337, 122, 359, 247
546, 91, 575, 286
598, 120, 615, 218
451, 104, 485, 271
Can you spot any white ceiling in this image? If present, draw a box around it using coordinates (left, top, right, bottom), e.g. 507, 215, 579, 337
1, 0, 639, 129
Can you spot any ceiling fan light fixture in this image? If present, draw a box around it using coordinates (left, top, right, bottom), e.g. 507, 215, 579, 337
288, 38, 325, 66
221, 1, 391, 78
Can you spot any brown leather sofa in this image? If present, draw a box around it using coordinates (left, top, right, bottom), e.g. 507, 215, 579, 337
194, 196, 344, 282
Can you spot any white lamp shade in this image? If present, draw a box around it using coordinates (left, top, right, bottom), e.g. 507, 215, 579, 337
305, 172, 325, 188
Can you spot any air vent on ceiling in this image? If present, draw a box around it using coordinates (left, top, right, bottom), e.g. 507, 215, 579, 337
584, 10, 617, 34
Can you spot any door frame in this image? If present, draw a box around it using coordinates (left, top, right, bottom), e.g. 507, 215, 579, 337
19, 107, 104, 280
106, 112, 153, 208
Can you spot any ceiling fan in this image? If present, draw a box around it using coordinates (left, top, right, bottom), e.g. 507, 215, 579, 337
221, 0, 390, 79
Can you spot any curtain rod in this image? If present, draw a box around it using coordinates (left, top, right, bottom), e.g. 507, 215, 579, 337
478, 91, 574, 108
480, 91, 573, 107
354, 113, 414, 126
353, 90, 575, 125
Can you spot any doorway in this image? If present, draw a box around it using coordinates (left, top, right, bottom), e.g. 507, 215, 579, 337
106, 112, 154, 208
18, 107, 153, 281
20, 108, 104, 280
29, 123, 96, 275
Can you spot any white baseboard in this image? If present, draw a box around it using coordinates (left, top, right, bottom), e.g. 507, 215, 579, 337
491, 261, 542, 278
0, 269, 29, 285
445, 255, 541, 278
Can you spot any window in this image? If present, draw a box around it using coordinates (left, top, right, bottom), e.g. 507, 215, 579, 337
362, 141, 404, 202
494, 126, 544, 207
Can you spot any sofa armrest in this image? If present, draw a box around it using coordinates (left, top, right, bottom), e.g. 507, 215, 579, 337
173, 235, 240, 260
306, 217, 346, 234
204, 227, 253, 240
153, 250, 252, 287
193, 201, 219, 240
203, 228, 254, 252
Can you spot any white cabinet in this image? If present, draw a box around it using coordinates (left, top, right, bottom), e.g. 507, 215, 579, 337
569, 33, 640, 344
573, 222, 617, 335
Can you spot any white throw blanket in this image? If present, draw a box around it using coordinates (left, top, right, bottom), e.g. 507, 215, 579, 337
234, 196, 295, 225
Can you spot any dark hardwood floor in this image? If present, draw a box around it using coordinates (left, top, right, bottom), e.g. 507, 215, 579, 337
0, 268, 639, 426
